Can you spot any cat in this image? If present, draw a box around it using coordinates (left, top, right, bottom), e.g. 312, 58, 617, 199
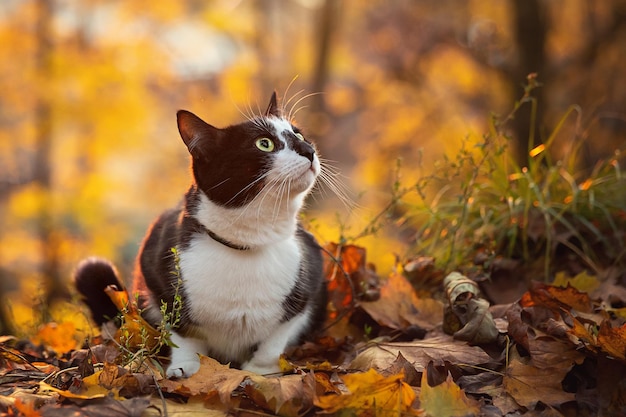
74, 92, 327, 377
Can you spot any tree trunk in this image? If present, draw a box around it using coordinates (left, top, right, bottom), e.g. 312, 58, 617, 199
510, 0, 547, 167
35, 0, 68, 304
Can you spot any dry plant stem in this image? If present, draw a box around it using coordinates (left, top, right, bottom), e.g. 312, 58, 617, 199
320, 244, 357, 332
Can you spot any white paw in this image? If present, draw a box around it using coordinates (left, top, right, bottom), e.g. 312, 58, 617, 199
166, 358, 201, 378
242, 359, 281, 375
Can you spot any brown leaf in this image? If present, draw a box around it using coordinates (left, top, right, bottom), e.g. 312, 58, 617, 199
38, 396, 150, 417
244, 373, 313, 417
520, 282, 593, 314
158, 356, 254, 405
528, 333, 585, 370
360, 272, 443, 331
419, 370, 480, 417
323, 243, 381, 321
452, 298, 499, 344
350, 336, 493, 373
384, 352, 421, 386
503, 357, 575, 408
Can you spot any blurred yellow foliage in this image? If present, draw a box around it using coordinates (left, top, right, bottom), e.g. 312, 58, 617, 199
0, 0, 624, 337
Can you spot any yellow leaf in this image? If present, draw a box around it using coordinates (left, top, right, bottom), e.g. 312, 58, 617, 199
552, 270, 599, 294
315, 368, 419, 416
419, 370, 480, 417
104, 286, 161, 351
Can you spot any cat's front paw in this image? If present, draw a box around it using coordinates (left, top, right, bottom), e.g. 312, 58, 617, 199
166, 359, 201, 378
241, 359, 281, 376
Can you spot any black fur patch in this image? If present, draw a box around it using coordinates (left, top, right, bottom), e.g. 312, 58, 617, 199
73, 258, 123, 326
281, 226, 327, 332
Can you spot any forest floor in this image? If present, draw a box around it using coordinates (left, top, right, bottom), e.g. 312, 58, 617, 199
2, 241, 626, 417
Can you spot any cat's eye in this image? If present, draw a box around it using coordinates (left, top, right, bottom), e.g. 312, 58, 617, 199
255, 137, 275, 152
295, 132, 305, 141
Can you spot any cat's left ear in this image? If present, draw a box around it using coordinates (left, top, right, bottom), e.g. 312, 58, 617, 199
177, 110, 220, 157
265, 91, 281, 118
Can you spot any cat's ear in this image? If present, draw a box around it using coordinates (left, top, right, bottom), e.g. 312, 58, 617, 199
264, 91, 281, 118
177, 110, 219, 156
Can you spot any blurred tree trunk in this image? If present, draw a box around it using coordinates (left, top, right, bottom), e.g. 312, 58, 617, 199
0, 271, 14, 335
35, 0, 68, 304
510, 0, 547, 167
310, 0, 341, 115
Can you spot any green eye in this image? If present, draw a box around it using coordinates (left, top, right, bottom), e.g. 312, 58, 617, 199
295, 132, 305, 141
255, 137, 275, 152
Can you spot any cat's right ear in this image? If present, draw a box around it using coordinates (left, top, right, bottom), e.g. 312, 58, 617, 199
177, 110, 220, 157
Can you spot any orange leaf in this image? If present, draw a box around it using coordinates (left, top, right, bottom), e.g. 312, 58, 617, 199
360, 272, 443, 331
159, 355, 254, 405
104, 286, 161, 351
520, 283, 593, 313
323, 243, 380, 321
13, 399, 42, 417
315, 368, 419, 416
32, 322, 79, 355
419, 369, 479, 417
597, 321, 626, 361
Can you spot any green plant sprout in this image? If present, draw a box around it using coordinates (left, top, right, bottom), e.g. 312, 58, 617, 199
117, 246, 184, 373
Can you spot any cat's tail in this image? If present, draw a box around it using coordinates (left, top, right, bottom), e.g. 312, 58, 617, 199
73, 257, 123, 326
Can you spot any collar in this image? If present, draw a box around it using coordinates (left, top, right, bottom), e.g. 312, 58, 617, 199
204, 228, 251, 251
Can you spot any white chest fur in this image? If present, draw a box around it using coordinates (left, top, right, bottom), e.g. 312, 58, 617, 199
179, 231, 301, 360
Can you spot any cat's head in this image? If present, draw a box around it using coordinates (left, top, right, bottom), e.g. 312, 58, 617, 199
176, 92, 320, 208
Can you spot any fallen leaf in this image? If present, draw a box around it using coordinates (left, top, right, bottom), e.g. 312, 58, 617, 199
503, 357, 575, 408
527, 332, 585, 370
315, 368, 418, 416
452, 298, 498, 344
38, 396, 151, 417
39, 378, 109, 401
13, 398, 41, 417
244, 373, 313, 417
350, 336, 493, 373
323, 243, 381, 321
552, 270, 600, 294
597, 321, 626, 361
104, 286, 161, 352
419, 370, 480, 417
32, 322, 80, 355
360, 272, 443, 331
520, 282, 593, 314
159, 355, 254, 405
146, 396, 229, 417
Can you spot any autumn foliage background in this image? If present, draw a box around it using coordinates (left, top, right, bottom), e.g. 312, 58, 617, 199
1, 0, 626, 372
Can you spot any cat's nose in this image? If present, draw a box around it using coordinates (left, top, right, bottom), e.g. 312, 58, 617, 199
294, 140, 315, 162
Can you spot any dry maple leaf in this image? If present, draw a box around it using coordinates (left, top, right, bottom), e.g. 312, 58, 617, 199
503, 357, 575, 408
597, 321, 626, 361
104, 286, 162, 352
315, 368, 419, 416
520, 282, 593, 314
158, 355, 254, 405
244, 373, 315, 417
419, 369, 480, 417
323, 243, 381, 321
360, 271, 443, 332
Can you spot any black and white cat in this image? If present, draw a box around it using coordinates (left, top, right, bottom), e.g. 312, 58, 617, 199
74, 93, 327, 377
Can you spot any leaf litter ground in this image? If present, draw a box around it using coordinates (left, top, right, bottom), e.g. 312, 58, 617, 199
2, 244, 626, 416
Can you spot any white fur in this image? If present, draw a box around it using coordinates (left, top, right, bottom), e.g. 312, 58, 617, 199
165, 117, 320, 377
